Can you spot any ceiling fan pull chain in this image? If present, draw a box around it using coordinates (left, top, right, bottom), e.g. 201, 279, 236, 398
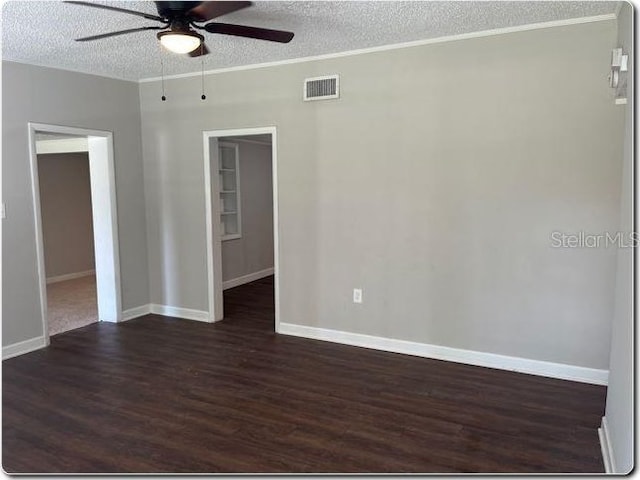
201, 45, 206, 100
161, 58, 167, 101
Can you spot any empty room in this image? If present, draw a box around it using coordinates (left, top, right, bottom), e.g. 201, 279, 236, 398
1, 0, 633, 474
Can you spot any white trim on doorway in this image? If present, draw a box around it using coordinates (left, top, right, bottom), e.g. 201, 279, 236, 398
27, 123, 122, 346
202, 127, 280, 329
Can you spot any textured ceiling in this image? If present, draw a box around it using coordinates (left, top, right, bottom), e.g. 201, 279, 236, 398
2, 1, 617, 81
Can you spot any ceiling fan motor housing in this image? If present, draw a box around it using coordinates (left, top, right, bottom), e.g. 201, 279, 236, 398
155, 1, 203, 19
168, 18, 196, 33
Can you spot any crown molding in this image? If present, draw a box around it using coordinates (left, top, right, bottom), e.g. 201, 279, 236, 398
139, 13, 616, 83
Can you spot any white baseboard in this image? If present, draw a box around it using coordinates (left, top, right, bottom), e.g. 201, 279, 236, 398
223, 267, 274, 290
46, 269, 95, 284
121, 304, 151, 322
121, 304, 211, 323
278, 323, 609, 386
598, 416, 615, 473
149, 304, 211, 323
2, 335, 48, 360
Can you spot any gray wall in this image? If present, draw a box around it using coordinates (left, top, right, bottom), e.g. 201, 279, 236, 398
221, 139, 274, 282
139, 20, 622, 369
38, 152, 95, 278
2, 61, 149, 346
604, 3, 633, 473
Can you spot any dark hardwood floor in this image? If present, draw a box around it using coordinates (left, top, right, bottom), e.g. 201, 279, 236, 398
3, 276, 606, 473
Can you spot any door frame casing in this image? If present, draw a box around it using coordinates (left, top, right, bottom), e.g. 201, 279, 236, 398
28, 122, 122, 342
202, 126, 280, 329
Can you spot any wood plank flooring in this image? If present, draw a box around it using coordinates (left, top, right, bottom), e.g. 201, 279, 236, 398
3, 276, 606, 473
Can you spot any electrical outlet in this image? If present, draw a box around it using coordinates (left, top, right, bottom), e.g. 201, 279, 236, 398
353, 288, 363, 304
1, 203, 5, 219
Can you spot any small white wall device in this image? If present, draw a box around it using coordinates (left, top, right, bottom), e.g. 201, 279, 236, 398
609, 47, 628, 89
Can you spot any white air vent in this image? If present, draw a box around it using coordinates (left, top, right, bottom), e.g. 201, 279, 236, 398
303, 75, 339, 101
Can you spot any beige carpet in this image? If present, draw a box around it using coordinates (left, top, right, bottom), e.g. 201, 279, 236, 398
47, 275, 98, 336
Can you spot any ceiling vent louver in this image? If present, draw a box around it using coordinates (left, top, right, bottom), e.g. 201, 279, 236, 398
303, 75, 340, 101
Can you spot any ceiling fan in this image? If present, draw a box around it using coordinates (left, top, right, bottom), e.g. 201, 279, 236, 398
65, 1, 294, 56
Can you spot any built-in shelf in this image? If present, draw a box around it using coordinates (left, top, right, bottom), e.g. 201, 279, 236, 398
218, 142, 241, 241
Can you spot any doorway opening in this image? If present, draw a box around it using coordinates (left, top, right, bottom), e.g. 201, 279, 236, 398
203, 127, 279, 330
28, 123, 121, 341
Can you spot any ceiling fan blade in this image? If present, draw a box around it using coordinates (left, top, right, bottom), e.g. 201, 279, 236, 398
204, 22, 294, 43
188, 43, 210, 57
76, 26, 166, 42
188, 1, 252, 22
64, 1, 166, 22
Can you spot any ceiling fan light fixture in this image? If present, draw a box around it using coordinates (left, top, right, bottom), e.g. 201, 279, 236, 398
157, 30, 203, 54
